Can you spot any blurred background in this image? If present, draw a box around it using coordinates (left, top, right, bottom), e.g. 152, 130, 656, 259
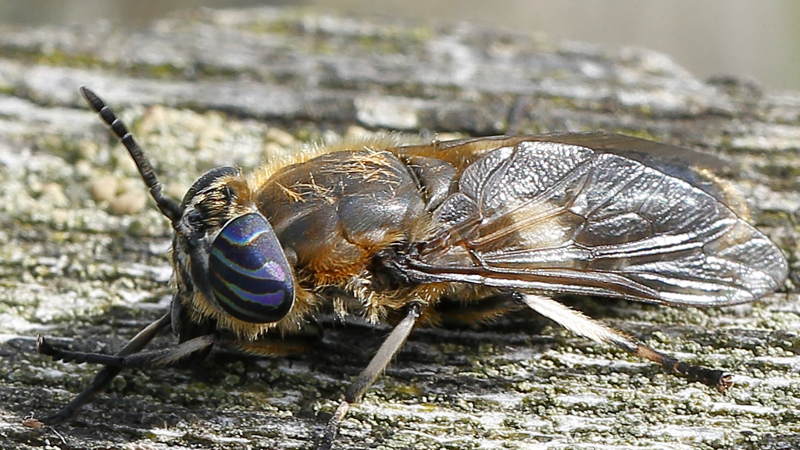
0, 0, 798, 91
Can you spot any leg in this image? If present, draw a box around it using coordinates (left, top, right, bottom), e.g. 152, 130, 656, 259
318, 302, 422, 450
39, 312, 170, 424
38, 334, 215, 368
519, 293, 732, 392
218, 319, 324, 358
431, 291, 523, 327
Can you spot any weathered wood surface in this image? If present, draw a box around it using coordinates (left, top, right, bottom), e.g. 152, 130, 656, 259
1, 6, 799, 450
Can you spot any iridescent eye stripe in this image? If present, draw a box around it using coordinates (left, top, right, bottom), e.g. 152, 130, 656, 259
211, 275, 287, 323
209, 213, 294, 323
210, 246, 287, 282
211, 258, 285, 309
217, 224, 266, 246
225, 280, 285, 305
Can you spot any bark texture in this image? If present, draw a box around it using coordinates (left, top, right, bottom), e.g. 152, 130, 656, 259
0, 6, 799, 450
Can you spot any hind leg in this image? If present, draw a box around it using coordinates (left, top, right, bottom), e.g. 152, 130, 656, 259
519, 293, 732, 391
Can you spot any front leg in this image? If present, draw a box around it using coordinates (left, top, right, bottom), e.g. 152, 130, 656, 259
38, 334, 216, 368
37, 321, 325, 425
318, 302, 423, 450
37, 312, 170, 424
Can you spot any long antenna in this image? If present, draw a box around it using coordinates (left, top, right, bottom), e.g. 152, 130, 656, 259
80, 86, 182, 222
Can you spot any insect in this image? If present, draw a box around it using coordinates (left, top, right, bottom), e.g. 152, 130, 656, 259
37, 87, 788, 448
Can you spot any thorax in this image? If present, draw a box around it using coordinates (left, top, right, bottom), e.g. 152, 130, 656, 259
253, 149, 430, 289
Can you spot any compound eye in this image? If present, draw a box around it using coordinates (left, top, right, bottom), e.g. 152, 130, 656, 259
209, 213, 295, 323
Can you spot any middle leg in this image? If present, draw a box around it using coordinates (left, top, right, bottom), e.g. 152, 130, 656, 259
318, 302, 423, 450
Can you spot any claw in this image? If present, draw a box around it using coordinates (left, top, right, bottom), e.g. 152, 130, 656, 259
36, 335, 56, 357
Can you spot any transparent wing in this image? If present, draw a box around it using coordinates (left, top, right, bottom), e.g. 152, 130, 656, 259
407, 139, 787, 306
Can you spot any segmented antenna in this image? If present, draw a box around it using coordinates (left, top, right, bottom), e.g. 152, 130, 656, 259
80, 87, 182, 222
